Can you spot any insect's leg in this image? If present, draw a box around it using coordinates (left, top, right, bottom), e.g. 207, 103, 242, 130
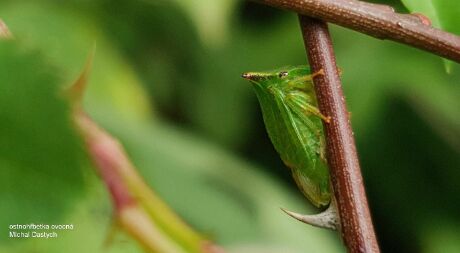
319, 135, 327, 160
338, 67, 343, 76
312, 68, 342, 77
291, 68, 325, 83
311, 68, 325, 79
304, 103, 331, 123
285, 92, 331, 123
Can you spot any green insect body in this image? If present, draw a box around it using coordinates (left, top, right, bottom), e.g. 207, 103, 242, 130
243, 66, 331, 208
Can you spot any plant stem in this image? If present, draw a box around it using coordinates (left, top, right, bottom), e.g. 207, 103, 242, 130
299, 16, 380, 253
253, 0, 460, 62
69, 53, 225, 253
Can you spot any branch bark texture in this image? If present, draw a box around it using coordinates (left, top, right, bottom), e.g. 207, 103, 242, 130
254, 0, 460, 62
299, 16, 380, 253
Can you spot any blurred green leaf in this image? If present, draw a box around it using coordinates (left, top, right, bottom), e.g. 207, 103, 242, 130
84, 0, 202, 120
421, 220, 460, 253
0, 41, 86, 243
0, 0, 152, 122
170, 0, 239, 48
401, 0, 460, 32
400, 0, 460, 71
0, 179, 146, 253
400, 1, 441, 27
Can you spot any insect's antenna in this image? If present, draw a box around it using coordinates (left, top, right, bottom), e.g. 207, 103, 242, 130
280, 201, 339, 230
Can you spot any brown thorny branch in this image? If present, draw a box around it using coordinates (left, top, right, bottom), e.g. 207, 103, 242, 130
300, 17, 379, 253
252, 0, 460, 253
254, 0, 460, 62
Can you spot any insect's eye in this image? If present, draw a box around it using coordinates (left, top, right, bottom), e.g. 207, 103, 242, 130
279, 71, 288, 78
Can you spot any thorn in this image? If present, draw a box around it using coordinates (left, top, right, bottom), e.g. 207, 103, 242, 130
103, 218, 119, 249
66, 43, 96, 106
281, 202, 339, 230
412, 13, 432, 26
0, 19, 13, 39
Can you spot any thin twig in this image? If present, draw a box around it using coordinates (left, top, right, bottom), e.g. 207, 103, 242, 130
253, 0, 460, 62
69, 54, 225, 253
299, 16, 380, 253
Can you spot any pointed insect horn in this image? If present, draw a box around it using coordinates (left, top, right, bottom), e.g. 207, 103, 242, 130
241, 72, 256, 80
241, 72, 271, 81
280, 202, 339, 230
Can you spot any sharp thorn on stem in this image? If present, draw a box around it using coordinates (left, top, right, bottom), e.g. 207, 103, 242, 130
281, 202, 339, 230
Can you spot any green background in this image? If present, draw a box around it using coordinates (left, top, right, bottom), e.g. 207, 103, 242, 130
0, 0, 459, 252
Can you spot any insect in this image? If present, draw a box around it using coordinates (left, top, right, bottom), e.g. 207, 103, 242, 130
242, 66, 331, 208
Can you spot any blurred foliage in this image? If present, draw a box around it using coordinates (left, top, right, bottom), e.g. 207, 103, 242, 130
0, 0, 459, 253
0, 41, 86, 243
401, 0, 460, 34
401, 0, 460, 71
